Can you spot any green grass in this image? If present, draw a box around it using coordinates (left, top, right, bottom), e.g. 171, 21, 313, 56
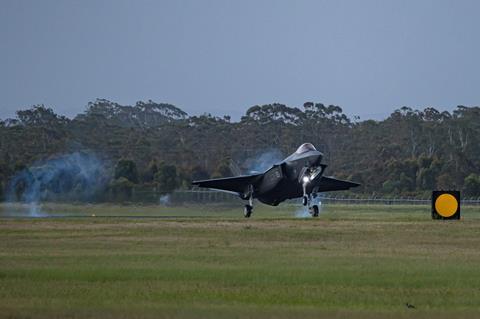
3, 201, 479, 219
1, 203, 480, 318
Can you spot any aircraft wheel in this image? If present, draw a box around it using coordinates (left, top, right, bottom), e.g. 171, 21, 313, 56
312, 205, 319, 217
244, 205, 253, 218
302, 196, 308, 206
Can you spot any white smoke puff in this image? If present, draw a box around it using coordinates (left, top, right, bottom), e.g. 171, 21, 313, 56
294, 199, 322, 218
245, 149, 284, 173
6, 152, 106, 216
295, 206, 312, 218
28, 202, 46, 217
159, 194, 170, 206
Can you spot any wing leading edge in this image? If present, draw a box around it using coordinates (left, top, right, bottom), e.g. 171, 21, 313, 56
192, 174, 261, 194
314, 176, 360, 192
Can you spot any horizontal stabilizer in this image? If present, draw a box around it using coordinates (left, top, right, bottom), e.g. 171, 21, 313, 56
315, 176, 360, 192
192, 174, 261, 194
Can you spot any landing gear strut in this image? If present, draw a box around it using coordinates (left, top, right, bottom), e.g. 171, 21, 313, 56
302, 181, 309, 206
244, 188, 254, 218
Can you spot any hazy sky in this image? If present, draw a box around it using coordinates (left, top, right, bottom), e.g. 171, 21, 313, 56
1, 0, 479, 120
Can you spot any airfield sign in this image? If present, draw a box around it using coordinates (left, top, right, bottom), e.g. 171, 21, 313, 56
432, 191, 460, 220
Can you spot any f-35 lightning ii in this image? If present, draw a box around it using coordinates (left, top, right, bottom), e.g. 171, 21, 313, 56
192, 143, 360, 217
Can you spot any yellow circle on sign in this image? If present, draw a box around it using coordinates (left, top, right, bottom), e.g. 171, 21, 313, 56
435, 193, 458, 218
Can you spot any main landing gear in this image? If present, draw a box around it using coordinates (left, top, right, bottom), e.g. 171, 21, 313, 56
302, 194, 319, 217
244, 204, 253, 218
244, 189, 254, 218
310, 204, 319, 217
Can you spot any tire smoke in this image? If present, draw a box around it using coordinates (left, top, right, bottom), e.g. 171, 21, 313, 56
6, 152, 106, 216
295, 199, 322, 218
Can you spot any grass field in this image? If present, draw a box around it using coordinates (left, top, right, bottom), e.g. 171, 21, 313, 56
1, 203, 480, 318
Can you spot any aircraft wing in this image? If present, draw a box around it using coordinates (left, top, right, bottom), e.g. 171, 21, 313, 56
314, 176, 360, 192
192, 174, 262, 194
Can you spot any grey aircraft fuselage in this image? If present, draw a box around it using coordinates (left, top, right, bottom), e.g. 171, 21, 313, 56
251, 145, 324, 205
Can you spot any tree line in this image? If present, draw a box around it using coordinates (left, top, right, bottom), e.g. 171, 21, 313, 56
1, 99, 480, 202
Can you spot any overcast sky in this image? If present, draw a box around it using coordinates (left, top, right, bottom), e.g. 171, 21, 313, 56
1, 0, 479, 120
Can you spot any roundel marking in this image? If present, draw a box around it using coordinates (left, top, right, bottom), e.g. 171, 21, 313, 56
435, 193, 458, 218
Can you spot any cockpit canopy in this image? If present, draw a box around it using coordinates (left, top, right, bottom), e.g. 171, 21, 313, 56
295, 143, 317, 154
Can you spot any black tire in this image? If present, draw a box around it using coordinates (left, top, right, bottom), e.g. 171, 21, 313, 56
244, 205, 253, 218
302, 196, 308, 206
312, 205, 319, 217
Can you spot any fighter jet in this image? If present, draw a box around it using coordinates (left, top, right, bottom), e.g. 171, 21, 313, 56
192, 143, 360, 217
